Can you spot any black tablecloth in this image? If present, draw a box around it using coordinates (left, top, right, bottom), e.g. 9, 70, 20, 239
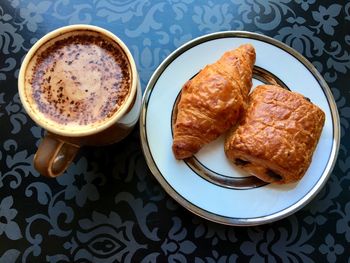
1, 1, 349, 262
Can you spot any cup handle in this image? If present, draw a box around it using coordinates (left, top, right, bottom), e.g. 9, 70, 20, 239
34, 133, 80, 177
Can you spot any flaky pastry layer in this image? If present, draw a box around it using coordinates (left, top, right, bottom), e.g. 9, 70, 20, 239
224, 85, 325, 184
172, 44, 256, 159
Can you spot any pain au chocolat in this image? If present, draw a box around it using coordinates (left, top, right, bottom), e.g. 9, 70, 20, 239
172, 44, 256, 159
224, 85, 325, 184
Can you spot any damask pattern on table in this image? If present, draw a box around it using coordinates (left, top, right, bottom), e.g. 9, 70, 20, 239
0, 0, 350, 262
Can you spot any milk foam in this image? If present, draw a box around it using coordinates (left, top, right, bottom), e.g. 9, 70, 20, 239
26, 30, 131, 128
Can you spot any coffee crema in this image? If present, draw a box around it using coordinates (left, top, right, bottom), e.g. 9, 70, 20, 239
26, 30, 131, 127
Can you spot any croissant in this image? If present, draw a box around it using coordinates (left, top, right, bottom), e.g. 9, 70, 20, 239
172, 44, 256, 159
224, 85, 325, 184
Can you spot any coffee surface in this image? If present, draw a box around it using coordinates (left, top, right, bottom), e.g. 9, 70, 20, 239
27, 31, 131, 127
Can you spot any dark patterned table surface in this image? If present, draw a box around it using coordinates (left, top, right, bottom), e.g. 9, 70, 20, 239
1, 1, 350, 262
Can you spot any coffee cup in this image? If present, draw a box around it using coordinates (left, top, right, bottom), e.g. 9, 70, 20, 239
18, 25, 141, 177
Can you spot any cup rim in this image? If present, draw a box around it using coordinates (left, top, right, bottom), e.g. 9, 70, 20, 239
18, 24, 138, 137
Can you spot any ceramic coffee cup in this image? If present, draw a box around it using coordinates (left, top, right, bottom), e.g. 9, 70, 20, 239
18, 25, 141, 177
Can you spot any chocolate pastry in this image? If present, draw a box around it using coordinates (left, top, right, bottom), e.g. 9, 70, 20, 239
225, 85, 325, 184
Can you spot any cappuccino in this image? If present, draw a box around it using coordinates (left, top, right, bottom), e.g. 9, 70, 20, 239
25, 30, 131, 128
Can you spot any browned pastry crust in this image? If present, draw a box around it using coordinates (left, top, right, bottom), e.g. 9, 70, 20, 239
224, 85, 325, 184
172, 44, 256, 159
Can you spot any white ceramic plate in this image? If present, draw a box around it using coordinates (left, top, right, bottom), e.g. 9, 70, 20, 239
140, 31, 340, 226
